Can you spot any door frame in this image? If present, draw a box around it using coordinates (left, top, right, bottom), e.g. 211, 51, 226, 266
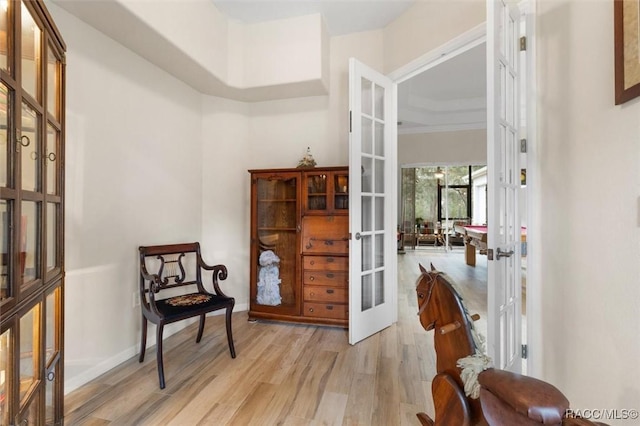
387, 4, 540, 375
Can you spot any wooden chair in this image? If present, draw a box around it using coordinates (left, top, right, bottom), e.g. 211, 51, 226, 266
138, 242, 236, 389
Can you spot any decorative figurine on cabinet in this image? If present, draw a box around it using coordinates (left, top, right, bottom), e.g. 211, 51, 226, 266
297, 147, 317, 168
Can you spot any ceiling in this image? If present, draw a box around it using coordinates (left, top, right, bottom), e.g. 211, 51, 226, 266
212, 0, 486, 133
212, 0, 416, 36
398, 42, 486, 134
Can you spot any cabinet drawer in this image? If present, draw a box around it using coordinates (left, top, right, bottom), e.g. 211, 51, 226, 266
303, 302, 348, 320
303, 271, 347, 287
304, 285, 347, 303
303, 256, 348, 271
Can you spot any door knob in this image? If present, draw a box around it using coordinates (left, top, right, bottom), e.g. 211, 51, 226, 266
496, 248, 514, 259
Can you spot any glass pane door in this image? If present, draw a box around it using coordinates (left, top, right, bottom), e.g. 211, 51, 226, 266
20, 1, 41, 102
254, 175, 299, 312
348, 58, 397, 344
305, 172, 327, 211
0, 2, 8, 72
333, 172, 349, 212
19, 303, 39, 401
44, 287, 60, 424
0, 84, 9, 187
0, 327, 11, 425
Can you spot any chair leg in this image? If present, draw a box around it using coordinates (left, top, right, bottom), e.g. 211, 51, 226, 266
196, 314, 205, 343
156, 323, 166, 389
139, 315, 147, 363
225, 304, 236, 358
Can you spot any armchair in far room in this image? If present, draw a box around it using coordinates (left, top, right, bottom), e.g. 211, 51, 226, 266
417, 221, 437, 246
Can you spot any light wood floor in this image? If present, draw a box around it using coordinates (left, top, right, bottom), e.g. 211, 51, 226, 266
64, 250, 487, 425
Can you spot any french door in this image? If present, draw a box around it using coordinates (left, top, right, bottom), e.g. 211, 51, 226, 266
486, 0, 522, 372
348, 58, 397, 345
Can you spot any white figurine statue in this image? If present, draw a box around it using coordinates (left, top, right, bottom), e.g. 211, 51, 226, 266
257, 250, 282, 306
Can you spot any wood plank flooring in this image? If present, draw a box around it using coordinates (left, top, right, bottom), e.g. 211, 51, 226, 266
64, 250, 487, 425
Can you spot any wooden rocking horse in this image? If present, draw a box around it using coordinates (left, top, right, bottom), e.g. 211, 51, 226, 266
415, 263, 607, 426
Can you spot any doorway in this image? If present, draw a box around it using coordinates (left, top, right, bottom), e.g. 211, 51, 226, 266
392, 12, 532, 372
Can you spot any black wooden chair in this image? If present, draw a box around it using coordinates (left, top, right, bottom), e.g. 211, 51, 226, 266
138, 242, 236, 389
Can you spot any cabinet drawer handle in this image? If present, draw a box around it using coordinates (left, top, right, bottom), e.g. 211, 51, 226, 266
309, 276, 315, 281
326, 305, 334, 310
326, 289, 334, 294
310, 292, 315, 297
326, 257, 334, 263
310, 260, 315, 265
309, 307, 314, 313
326, 273, 334, 278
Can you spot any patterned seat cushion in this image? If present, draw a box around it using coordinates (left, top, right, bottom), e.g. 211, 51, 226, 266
156, 292, 233, 319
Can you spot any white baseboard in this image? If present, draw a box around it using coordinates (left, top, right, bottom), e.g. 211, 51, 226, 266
64, 304, 248, 395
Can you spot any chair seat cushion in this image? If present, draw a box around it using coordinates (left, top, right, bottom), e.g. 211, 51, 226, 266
167, 293, 212, 306
156, 292, 233, 319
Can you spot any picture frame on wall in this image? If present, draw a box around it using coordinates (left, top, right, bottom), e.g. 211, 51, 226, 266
614, 0, 640, 104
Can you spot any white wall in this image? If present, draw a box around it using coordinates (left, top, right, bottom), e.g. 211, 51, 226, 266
383, 0, 485, 73
398, 129, 487, 166
537, 0, 640, 421
241, 14, 327, 89
200, 96, 251, 307
122, 0, 230, 81
49, 4, 204, 392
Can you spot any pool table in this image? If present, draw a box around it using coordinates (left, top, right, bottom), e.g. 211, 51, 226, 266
453, 224, 526, 266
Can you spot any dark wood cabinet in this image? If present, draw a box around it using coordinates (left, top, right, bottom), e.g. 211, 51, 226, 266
0, 1, 66, 424
249, 167, 349, 327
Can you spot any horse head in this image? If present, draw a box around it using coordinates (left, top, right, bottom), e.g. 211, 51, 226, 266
415, 263, 440, 331
415, 262, 478, 373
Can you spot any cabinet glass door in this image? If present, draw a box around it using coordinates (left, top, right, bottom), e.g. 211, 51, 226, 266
254, 174, 299, 312
306, 172, 327, 211
305, 171, 349, 214
334, 172, 349, 212
44, 287, 60, 424
19, 303, 39, 403
0, 327, 10, 425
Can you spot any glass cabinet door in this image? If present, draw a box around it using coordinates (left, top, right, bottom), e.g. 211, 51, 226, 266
333, 171, 349, 212
305, 172, 327, 211
304, 169, 349, 214
19, 303, 39, 404
44, 287, 60, 424
0, 1, 66, 424
252, 173, 300, 314
0, 326, 11, 425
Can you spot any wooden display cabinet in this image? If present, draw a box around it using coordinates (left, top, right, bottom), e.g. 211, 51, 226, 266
0, 1, 66, 424
248, 167, 349, 327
